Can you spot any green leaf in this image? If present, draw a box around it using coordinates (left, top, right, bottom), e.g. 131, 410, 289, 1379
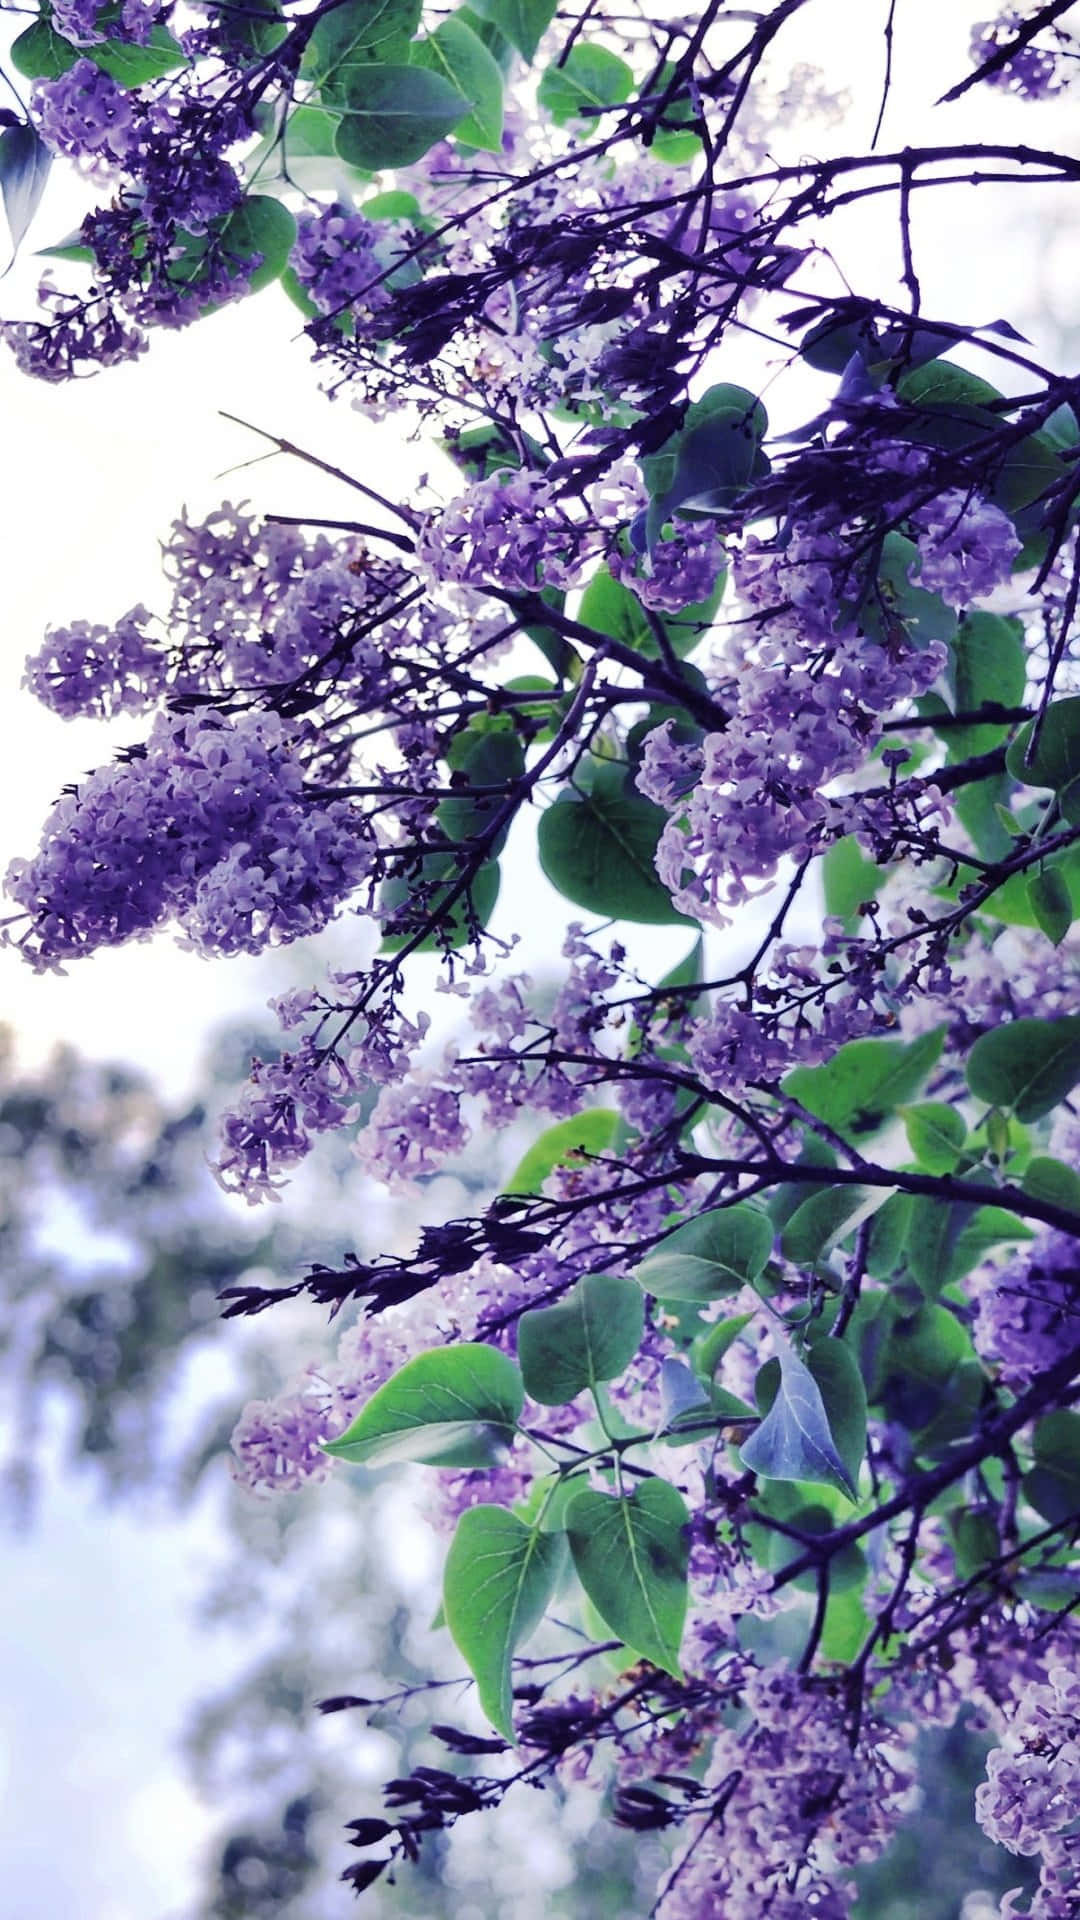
517, 1273, 644, 1405
443, 1507, 567, 1738
284, 105, 343, 157
764, 1501, 866, 1594
881, 1303, 973, 1432
901, 1102, 967, 1174
740, 1339, 858, 1500
335, 66, 470, 167
565, 1479, 689, 1676
818, 1585, 872, 1664
946, 612, 1026, 758
966, 1016, 1080, 1122
894, 360, 1003, 448
822, 835, 884, 927
437, 719, 524, 853
780, 1185, 888, 1268
1022, 1155, 1080, 1214
863, 532, 958, 650
634, 1205, 773, 1302
947, 1206, 1033, 1282
380, 852, 500, 951
1022, 1414, 1080, 1525
0, 123, 51, 255
302, 0, 422, 95
577, 564, 721, 661
902, 1193, 969, 1299
88, 25, 186, 84
645, 389, 769, 543
537, 43, 634, 125
691, 1312, 753, 1382
504, 1109, 620, 1196
164, 196, 297, 308
949, 1508, 1000, 1580
804, 1340, 867, 1490
214, 196, 297, 295
11, 20, 78, 79
1007, 696, 1080, 797
537, 760, 690, 925
866, 1193, 914, 1278
644, 60, 701, 164
470, 0, 555, 62
412, 16, 504, 151
783, 1027, 945, 1140
322, 1343, 524, 1469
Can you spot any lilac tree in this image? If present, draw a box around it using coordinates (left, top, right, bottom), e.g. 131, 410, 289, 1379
3, 0, 1080, 1910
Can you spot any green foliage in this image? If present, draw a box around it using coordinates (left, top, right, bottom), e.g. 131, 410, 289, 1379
468, 0, 555, 61
565, 1478, 690, 1675
783, 1028, 944, 1140
302, 0, 422, 93
11, 17, 186, 81
0, 123, 51, 253
1023, 1412, 1080, 1526
335, 67, 470, 167
780, 1185, 888, 1269
1022, 1155, 1080, 1212
443, 1506, 567, 1738
1007, 697, 1080, 815
322, 1344, 524, 1469
577, 563, 722, 660
537, 44, 634, 125
1028, 867, 1074, 945
379, 851, 501, 951
537, 759, 692, 924
411, 16, 504, 150
822, 835, 884, 927
438, 718, 524, 852
902, 1102, 967, 1174
634, 1205, 773, 1302
946, 613, 1026, 750
966, 1015, 1080, 1121
505, 1109, 621, 1195
643, 384, 769, 549
741, 1339, 861, 1500
518, 1273, 644, 1405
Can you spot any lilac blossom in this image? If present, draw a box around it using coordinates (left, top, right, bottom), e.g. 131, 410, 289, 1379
5, 709, 376, 969
24, 606, 163, 718
973, 1232, 1080, 1384
32, 62, 140, 166
289, 205, 408, 331
911, 490, 1022, 608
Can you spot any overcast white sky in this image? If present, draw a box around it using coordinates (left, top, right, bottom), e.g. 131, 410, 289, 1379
2, 4, 1079, 1915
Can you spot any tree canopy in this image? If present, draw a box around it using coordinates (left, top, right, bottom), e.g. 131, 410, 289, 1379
4, 0, 1080, 1913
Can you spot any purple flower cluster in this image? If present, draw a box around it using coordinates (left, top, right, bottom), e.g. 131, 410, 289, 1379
641, 520, 948, 921
611, 521, 726, 614
417, 470, 593, 596
231, 1367, 350, 1493
977, 1666, 1080, 1853
289, 205, 401, 327
970, 10, 1077, 97
216, 1041, 353, 1201
33, 61, 141, 166
353, 1077, 469, 1188
5, 709, 375, 969
973, 1232, 1080, 1384
51, 0, 161, 44
23, 606, 162, 718
911, 490, 1022, 609
657, 1666, 917, 1920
